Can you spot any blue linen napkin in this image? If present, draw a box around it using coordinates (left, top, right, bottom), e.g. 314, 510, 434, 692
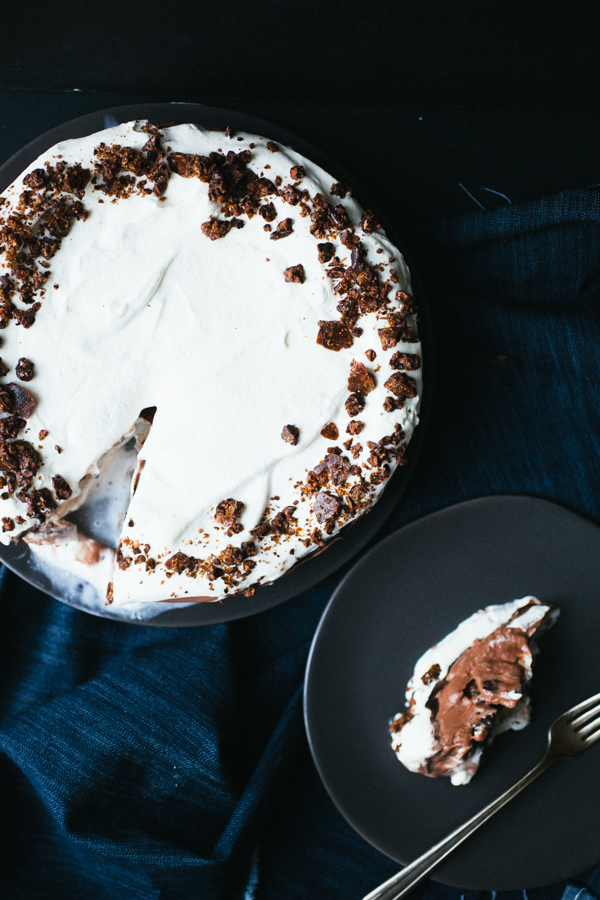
1, 186, 600, 900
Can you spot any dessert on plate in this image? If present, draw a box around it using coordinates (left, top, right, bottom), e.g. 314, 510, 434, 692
390, 596, 559, 785
0, 120, 422, 605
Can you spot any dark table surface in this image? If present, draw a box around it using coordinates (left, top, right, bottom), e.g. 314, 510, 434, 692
2, 0, 600, 227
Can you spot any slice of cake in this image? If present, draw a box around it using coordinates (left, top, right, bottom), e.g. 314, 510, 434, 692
390, 597, 559, 785
0, 120, 422, 605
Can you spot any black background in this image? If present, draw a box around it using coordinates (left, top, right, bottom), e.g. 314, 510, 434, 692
2, 2, 600, 225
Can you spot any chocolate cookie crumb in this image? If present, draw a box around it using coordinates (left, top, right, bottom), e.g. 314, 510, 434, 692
215, 498, 245, 532
378, 327, 400, 350
348, 360, 376, 394
317, 320, 354, 352
270, 218, 294, 240
259, 202, 277, 222
421, 663, 441, 685
345, 420, 364, 436
55, 445, 62, 453
320, 423, 339, 440
331, 182, 350, 198
38, 429, 48, 440
312, 491, 341, 524
290, 165, 305, 180
106, 582, 114, 604
284, 264, 305, 283
282, 424, 300, 445
365, 349, 376, 362
402, 326, 419, 343
128, 519, 134, 527
266, 141, 280, 153
384, 372, 418, 400
15, 358, 34, 381
390, 352, 421, 371
201, 218, 232, 240
345, 393, 365, 417
5, 383, 35, 418
2, 516, 14, 532
360, 209, 381, 232
52, 474, 72, 500
317, 242, 335, 263
165, 551, 196, 574
24, 487, 56, 521
0, 358, 8, 377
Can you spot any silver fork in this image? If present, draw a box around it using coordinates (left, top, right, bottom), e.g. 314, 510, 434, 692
363, 690, 600, 900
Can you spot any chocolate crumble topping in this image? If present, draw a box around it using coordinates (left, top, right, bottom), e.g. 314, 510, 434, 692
365, 349, 376, 362
317, 242, 335, 263
0, 383, 35, 419
317, 320, 354, 351
270, 218, 294, 240
52, 474, 72, 500
281, 186, 302, 206
215, 498, 245, 535
165, 551, 198, 574
290, 165, 305, 180
94, 130, 169, 198
347, 360, 376, 394
281, 424, 300, 445
169, 147, 275, 220
345, 393, 365, 417
2, 516, 14, 532
15, 357, 34, 381
312, 491, 341, 527
384, 372, 418, 400
346, 420, 364, 435
23, 487, 56, 522
259, 202, 277, 222
422, 663, 441, 686
201, 217, 232, 240
390, 352, 421, 371
320, 423, 339, 440
0, 358, 8, 377
402, 327, 419, 343
266, 141, 280, 153
378, 327, 401, 350
359, 209, 381, 232
330, 182, 351, 198
283, 264, 305, 283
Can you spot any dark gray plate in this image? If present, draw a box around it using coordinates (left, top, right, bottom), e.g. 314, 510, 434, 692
0, 102, 432, 626
304, 495, 600, 890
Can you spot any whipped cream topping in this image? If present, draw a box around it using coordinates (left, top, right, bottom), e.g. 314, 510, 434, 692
390, 597, 559, 785
0, 121, 422, 604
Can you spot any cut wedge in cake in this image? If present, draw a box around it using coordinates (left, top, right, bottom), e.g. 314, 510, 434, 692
0, 120, 422, 605
390, 597, 559, 785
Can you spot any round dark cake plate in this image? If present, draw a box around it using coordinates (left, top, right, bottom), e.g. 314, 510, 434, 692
304, 495, 600, 890
0, 103, 433, 626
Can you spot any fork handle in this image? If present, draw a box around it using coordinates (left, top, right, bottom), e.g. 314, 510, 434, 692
362, 753, 554, 900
